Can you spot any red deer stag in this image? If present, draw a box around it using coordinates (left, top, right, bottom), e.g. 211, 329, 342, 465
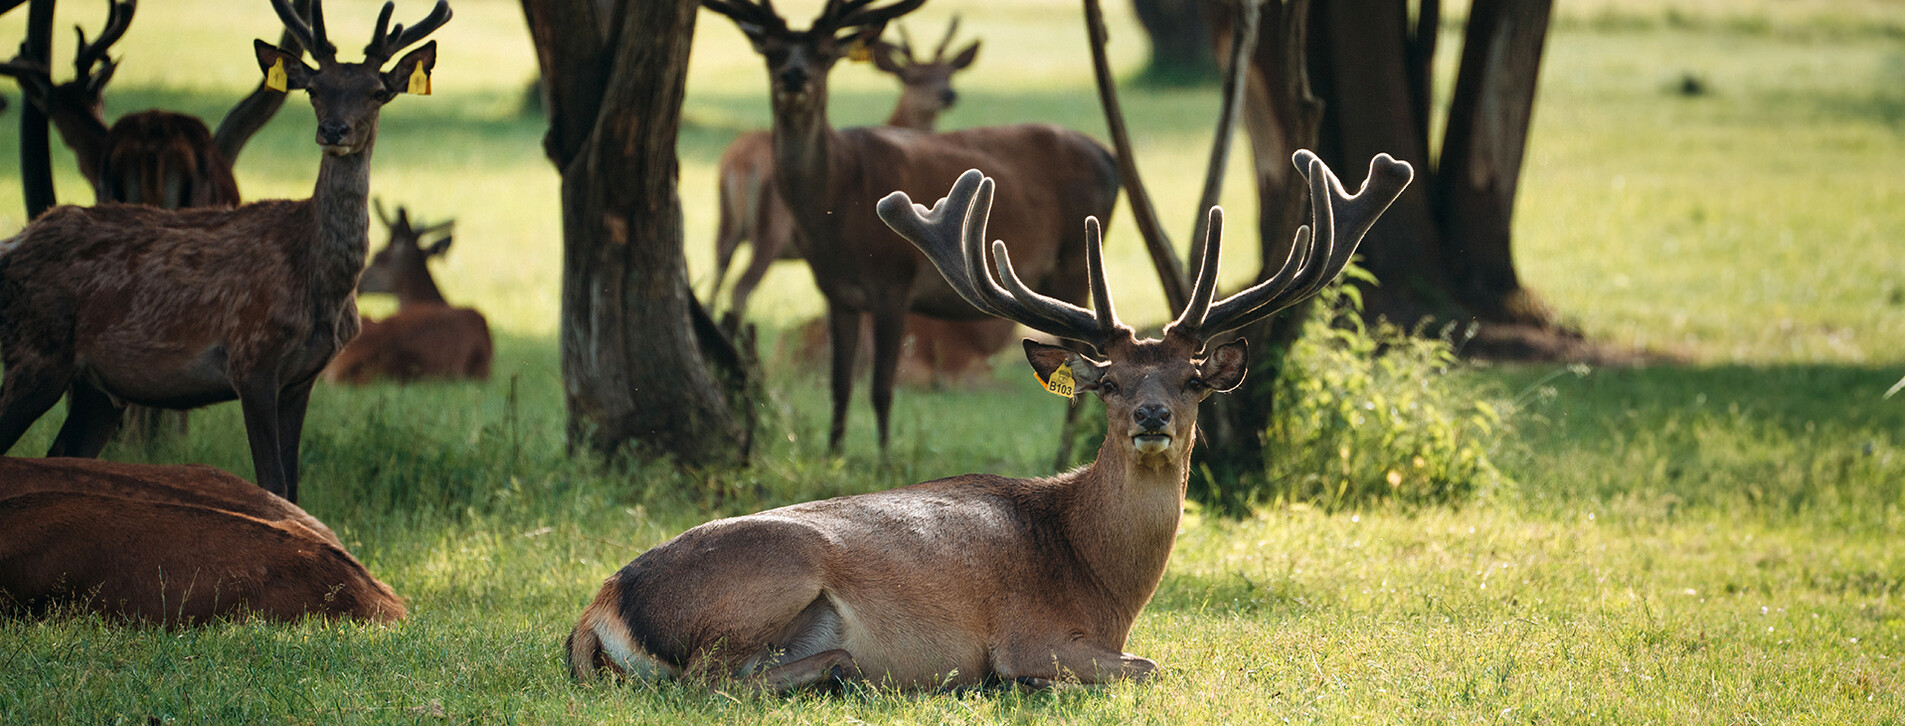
702, 0, 1119, 452
708, 16, 979, 321
0, 457, 405, 625
324, 201, 493, 384
565, 153, 1413, 690
0, 0, 451, 504
0, 0, 308, 442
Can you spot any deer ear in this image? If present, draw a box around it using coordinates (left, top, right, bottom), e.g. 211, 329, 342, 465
870, 41, 905, 74
383, 41, 438, 96
950, 41, 980, 70
254, 40, 315, 92
1197, 340, 1248, 394
1023, 339, 1106, 393
424, 236, 453, 257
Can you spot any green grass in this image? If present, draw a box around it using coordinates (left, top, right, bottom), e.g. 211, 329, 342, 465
3, 0, 1904, 722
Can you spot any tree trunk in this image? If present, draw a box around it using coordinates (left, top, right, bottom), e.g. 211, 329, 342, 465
18, 0, 55, 218
522, 0, 753, 466
1130, 0, 1218, 85
1305, 0, 1577, 358
1192, 0, 1322, 512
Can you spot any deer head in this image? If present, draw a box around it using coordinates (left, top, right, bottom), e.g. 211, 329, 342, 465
253, 0, 449, 155
879, 151, 1414, 466
701, 0, 926, 111
359, 199, 453, 299
869, 16, 979, 124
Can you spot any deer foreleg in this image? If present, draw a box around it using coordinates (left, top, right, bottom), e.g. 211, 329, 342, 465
868, 308, 907, 451
45, 381, 125, 458
994, 639, 1157, 686
747, 648, 861, 693
825, 305, 861, 454
236, 375, 290, 501
0, 360, 72, 456
274, 378, 315, 504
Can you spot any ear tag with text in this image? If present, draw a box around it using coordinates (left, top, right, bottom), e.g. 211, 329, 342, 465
266, 58, 288, 92
847, 40, 871, 63
1038, 363, 1076, 399
407, 65, 432, 95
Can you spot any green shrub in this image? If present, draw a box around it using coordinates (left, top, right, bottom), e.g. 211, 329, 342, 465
1255, 284, 1512, 510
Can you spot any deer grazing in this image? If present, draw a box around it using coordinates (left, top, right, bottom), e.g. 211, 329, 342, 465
1, 457, 405, 625
324, 202, 493, 384
0, 0, 451, 503
565, 152, 1412, 690
702, 0, 1120, 452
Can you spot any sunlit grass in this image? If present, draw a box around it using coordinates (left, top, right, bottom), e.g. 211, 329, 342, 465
2, 0, 1903, 722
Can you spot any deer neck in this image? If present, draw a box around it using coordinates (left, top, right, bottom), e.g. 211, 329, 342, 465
884, 100, 938, 131
310, 136, 375, 300
393, 268, 447, 308
769, 87, 845, 232
1061, 427, 1195, 629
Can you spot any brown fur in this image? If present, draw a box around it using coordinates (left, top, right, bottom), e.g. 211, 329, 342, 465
0, 1, 449, 504
0, 457, 404, 625
704, 0, 1120, 451
324, 204, 493, 385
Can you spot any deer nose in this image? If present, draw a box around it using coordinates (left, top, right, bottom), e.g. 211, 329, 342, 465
940, 88, 958, 106
317, 120, 351, 145
777, 66, 810, 92
1133, 404, 1170, 432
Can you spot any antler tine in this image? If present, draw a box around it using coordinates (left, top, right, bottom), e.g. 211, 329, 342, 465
1194, 151, 1414, 339
72, 0, 134, 79
373, 198, 393, 230
817, 0, 925, 36
933, 14, 960, 62
364, 2, 394, 58
877, 170, 1124, 351
700, 0, 788, 35
269, 0, 330, 63
892, 21, 916, 62
366, 0, 451, 62
1161, 206, 1226, 339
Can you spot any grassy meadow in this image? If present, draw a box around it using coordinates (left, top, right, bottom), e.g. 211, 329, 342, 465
2, 0, 1903, 722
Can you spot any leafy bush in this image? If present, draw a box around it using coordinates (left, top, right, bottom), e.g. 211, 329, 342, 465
1253, 283, 1512, 510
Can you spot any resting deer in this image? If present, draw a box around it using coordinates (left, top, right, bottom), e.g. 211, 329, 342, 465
0, 0, 307, 442
324, 202, 493, 384
0, 0, 451, 503
1, 457, 405, 625
702, 0, 1120, 452
566, 152, 1413, 690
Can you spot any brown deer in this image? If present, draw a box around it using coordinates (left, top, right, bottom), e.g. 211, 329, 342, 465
708, 17, 979, 321
702, 0, 1120, 452
565, 153, 1412, 690
0, 0, 307, 442
0, 0, 451, 504
323, 201, 493, 384
0, 457, 406, 625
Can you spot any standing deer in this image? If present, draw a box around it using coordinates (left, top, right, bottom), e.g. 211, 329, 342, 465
1, 457, 406, 625
566, 153, 1413, 690
0, 0, 451, 504
702, 0, 1120, 453
323, 201, 493, 384
708, 17, 979, 320
0, 0, 307, 442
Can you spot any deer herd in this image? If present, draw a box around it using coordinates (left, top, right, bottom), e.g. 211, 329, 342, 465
0, 0, 1413, 694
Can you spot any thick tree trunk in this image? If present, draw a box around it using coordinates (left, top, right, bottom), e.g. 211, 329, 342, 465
1130, 0, 1217, 85
1309, 0, 1573, 357
1192, 0, 1322, 511
523, 0, 752, 466
18, 0, 55, 218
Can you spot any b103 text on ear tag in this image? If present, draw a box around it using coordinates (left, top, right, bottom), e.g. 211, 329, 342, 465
407, 65, 432, 95
1038, 363, 1076, 398
266, 58, 288, 92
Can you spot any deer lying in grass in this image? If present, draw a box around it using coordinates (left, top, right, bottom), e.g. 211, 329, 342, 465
0, 457, 405, 625
324, 202, 493, 384
0, 0, 450, 504
703, 0, 1120, 452
565, 152, 1412, 690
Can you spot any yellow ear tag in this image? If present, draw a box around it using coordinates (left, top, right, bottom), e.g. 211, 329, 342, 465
407, 64, 431, 95
847, 40, 871, 63
266, 58, 288, 92
1038, 363, 1076, 398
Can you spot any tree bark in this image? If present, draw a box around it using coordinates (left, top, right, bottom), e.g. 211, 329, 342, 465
1192, 0, 1322, 512
1130, 0, 1218, 85
522, 0, 753, 466
18, 0, 55, 218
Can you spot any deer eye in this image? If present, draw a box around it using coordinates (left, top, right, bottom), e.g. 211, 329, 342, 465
1186, 377, 1206, 392
1095, 380, 1120, 396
